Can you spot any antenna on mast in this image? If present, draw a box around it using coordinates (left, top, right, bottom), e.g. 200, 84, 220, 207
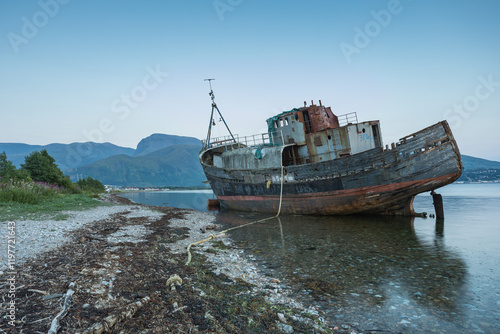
203, 79, 236, 148
204, 78, 216, 107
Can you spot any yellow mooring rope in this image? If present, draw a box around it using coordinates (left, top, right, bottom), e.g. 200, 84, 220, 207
185, 165, 285, 265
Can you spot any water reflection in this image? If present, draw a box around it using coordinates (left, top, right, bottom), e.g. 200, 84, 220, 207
117, 186, 500, 332
216, 212, 471, 333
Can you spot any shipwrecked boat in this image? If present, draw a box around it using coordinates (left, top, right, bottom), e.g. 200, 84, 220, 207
199, 84, 463, 216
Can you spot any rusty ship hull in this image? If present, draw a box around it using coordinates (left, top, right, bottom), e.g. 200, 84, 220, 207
200, 98, 462, 216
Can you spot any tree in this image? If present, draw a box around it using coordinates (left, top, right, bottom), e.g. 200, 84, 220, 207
21, 149, 67, 186
0, 152, 17, 180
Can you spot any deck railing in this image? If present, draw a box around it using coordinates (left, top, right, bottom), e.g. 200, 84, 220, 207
337, 112, 358, 126
203, 131, 284, 150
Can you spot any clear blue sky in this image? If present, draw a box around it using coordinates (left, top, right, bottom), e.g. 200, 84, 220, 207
1, 0, 499, 161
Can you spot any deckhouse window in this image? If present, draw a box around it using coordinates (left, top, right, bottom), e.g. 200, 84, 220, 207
275, 117, 290, 128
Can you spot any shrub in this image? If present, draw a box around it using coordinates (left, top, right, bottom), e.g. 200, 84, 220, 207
0, 178, 62, 204
77, 176, 106, 194
0, 151, 85, 204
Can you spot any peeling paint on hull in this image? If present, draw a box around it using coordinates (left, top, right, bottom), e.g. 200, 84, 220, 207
214, 173, 460, 215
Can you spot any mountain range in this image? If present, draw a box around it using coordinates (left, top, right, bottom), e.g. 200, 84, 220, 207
0, 134, 206, 187
1, 135, 499, 187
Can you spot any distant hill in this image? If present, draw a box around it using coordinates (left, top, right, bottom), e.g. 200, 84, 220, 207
0, 143, 43, 156
45, 142, 135, 171
0, 142, 134, 170
134, 134, 201, 156
0, 135, 205, 187
69, 144, 205, 187
461, 155, 500, 170
460, 155, 500, 182
0, 143, 43, 167
0, 134, 200, 171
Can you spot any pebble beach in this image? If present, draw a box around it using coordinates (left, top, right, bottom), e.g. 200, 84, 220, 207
0, 204, 161, 273
0, 194, 333, 333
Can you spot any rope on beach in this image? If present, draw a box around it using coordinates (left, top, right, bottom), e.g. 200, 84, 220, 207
185, 234, 216, 265
185, 165, 285, 265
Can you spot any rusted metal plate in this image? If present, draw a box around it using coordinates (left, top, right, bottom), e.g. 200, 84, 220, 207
313, 136, 323, 146
307, 105, 339, 132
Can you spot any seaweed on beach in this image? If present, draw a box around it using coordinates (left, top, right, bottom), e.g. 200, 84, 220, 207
0, 195, 332, 333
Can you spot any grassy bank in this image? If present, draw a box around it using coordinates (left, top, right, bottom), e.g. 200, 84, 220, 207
0, 176, 109, 221
0, 193, 108, 222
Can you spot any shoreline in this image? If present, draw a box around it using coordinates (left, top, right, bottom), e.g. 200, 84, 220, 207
0, 194, 334, 333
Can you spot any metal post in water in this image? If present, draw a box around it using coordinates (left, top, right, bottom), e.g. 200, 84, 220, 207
431, 190, 444, 220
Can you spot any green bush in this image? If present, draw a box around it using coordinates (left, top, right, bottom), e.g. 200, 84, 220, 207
0, 151, 88, 205
15, 169, 32, 180
77, 176, 106, 194
0, 187, 40, 204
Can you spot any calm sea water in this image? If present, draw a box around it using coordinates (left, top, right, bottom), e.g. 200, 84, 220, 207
121, 184, 500, 333
119, 190, 215, 211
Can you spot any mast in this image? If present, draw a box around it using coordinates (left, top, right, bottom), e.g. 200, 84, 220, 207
204, 79, 236, 148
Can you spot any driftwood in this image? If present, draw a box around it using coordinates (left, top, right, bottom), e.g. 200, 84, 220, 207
47, 282, 76, 334
79, 235, 107, 242
83, 294, 154, 334
43, 294, 64, 300
28, 289, 48, 295
171, 305, 188, 314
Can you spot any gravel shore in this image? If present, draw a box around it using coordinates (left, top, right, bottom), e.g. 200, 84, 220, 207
1, 201, 321, 315
0, 204, 163, 273
0, 194, 333, 333
169, 212, 320, 314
